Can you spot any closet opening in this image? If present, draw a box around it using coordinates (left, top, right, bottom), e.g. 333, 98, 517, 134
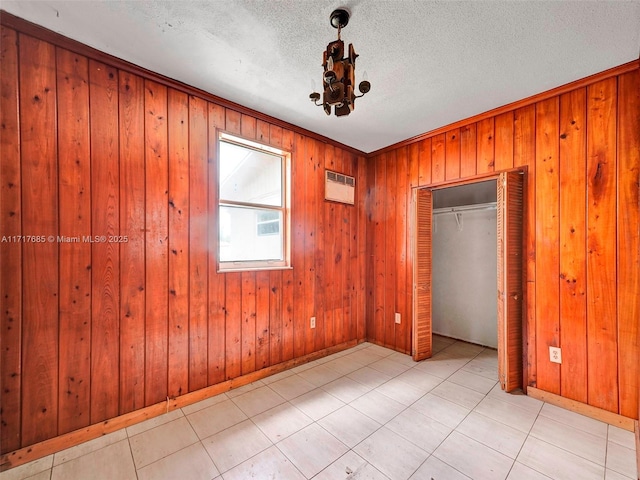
412, 171, 524, 392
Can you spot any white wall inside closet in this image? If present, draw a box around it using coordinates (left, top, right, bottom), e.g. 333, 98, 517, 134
432, 180, 498, 348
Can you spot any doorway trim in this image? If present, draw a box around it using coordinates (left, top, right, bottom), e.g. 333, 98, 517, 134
412, 170, 526, 391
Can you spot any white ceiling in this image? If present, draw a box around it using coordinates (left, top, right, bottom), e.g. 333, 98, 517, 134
2, 1, 639, 153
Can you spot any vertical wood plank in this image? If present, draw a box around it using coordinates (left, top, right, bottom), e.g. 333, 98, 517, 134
292, 134, 306, 358
431, 134, 445, 183
558, 88, 587, 403
281, 129, 295, 362
314, 142, 326, 350
395, 147, 408, 353
304, 136, 317, 353
0, 26, 22, 453
56, 48, 91, 434
240, 113, 256, 139
20, 34, 59, 445
255, 270, 270, 369
418, 138, 432, 186
225, 273, 242, 379
460, 124, 477, 178
208, 103, 226, 385
365, 154, 376, 340
225, 109, 241, 135
477, 118, 495, 174
188, 95, 209, 390
118, 71, 146, 413
89, 60, 120, 423
586, 78, 618, 412
144, 80, 169, 406
445, 129, 461, 180
167, 88, 189, 399
256, 119, 270, 143
241, 271, 257, 374
373, 154, 386, 344
356, 155, 368, 341
513, 104, 536, 389
323, 145, 335, 348
617, 70, 639, 419
494, 111, 514, 171
535, 97, 560, 395
269, 270, 283, 365
384, 152, 397, 348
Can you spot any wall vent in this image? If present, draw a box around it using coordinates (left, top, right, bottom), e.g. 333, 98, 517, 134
325, 170, 355, 205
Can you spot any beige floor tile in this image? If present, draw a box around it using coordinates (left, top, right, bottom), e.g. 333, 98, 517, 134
530, 414, 606, 465
252, 402, 313, 443
473, 395, 538, 432
430, 380, 486, 409
18, 470, 51, 480
323, 356, 368, 376
605, 468, 637, 480
222, 445, 305, 480
606, 441, 638, 479
277, 423, 349, 478
411, 393, 470, 428
506, 461, 553, 479
224, 380, 265, 399
385, 408, 452, 453
457, 412, 528, 459
442, 341, 485, 357
362, 344, 395, 358
51, 440, 136, 480
0, 455, 53, 480
608, 425, 636, 449
434, 431, 513, 480
461, 358, 499, 379
125, 408, 185, 437
297, 364, 343, 387
409, 455, 471, 480
413, 354, 467, 379
180, 392, 228, 415
321, 375, 371, 403
315, 450, 389, 480
368, 357, 412, 377
517, 436, 604, 480
354, 427, 429, 480
260, 368, 296, 385
230, 385, 285, 417
136, 442, 219, 480
318, 405, 381, 448
53, 430, 127, 466
448, 369, 497, 394
374, 377, 426, 406
387, 351, 418, 367
202, 419, 272, 473
186, 398, 247, 439
395, 367, 443, 392
129, 416, 199, 469
347, 366, 393, 390
346, 349, 390, 367
488, 384, 544, 413
538, 403, 608, 438
289, 388, 345, 421
268, 374, 316, 400
350, 390, 406, 424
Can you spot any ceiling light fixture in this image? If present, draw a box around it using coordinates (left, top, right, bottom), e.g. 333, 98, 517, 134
309, 8, 371, 117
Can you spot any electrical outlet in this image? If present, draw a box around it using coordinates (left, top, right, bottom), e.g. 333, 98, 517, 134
395, 313, 401, 324
310, 316, 316, 329
549, 346, 562, 364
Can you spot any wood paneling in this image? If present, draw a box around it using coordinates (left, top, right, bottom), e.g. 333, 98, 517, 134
0, 24, 366, 456
366, 62, 639, 419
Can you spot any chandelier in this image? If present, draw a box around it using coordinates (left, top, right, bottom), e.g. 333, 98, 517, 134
309, 8, 371, 117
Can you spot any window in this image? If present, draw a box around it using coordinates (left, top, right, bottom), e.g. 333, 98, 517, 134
218, 132, 290, 270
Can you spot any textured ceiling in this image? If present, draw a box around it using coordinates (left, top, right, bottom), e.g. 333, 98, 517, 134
2, 1, 639, 153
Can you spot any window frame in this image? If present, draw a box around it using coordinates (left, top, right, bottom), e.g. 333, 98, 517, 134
217, 131, 291, 272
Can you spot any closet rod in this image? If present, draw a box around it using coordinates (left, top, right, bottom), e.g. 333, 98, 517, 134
432, 202, 497, 215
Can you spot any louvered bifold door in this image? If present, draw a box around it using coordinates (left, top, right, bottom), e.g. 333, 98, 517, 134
497, 171, 524, 391
413, 188, 433, 361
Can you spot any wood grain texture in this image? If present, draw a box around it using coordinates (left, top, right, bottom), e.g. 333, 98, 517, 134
89, 60, 120, 424
445, 129, 461, 180
56, 48, 91, 434
460, 124, 477, 178
144, 80, 169, 406
616, 70, 640, 419
431, 134, 446, 183
534, 97, 561, 395
558, 88, 587, 403
167, 88, 190, 399
477, 118, 495, 174
118, 71, 146, 414
495, 112, 514, 172
586, 78, 618, 412
0, 26, 22, 453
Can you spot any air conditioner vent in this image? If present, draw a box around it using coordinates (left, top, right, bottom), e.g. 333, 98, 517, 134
325, 170, 355, 205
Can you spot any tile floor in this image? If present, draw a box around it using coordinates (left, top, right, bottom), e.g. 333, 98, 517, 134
2, 336, 638, 480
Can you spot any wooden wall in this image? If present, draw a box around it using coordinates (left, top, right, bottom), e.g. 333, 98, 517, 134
0, 24, 366, 454
366, 63, 640, 420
